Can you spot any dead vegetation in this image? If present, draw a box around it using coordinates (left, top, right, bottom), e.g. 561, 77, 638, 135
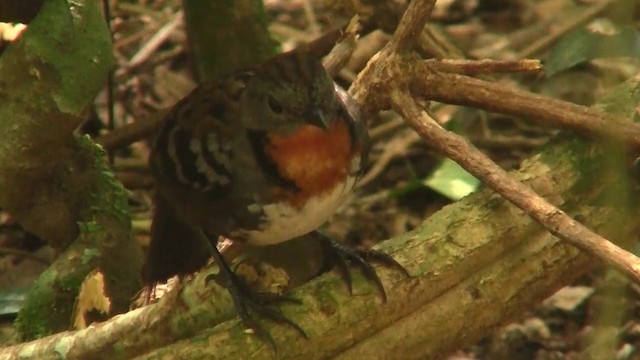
1, 0, 640, 359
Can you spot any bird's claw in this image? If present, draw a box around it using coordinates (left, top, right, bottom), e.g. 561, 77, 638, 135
205, 261, 307, 347
314, 231, 409, 302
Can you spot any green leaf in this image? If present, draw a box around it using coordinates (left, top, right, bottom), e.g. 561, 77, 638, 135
422, 159, 480, 200
547, 26, 640, 76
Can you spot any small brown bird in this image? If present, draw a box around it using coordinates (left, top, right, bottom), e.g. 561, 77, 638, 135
144, 46, 407, 341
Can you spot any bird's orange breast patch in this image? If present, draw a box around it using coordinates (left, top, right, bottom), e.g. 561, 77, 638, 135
265, 119, 354, 207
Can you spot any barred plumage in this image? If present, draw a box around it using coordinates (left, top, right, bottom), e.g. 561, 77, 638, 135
143, 45, 407, 344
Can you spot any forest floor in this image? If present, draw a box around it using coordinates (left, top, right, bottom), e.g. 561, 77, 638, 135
2, 0, 640, 359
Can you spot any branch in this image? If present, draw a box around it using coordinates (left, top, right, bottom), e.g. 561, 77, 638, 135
96, 113, 162, 152
391, 90, 640, 280
517, 0, 614, 58
3, 0, 640, 357
411, 66, 640, 149
386, 0, 435, 53
424, 58, 542, 75
348, 0, 640, 283
2, 127, 635, 358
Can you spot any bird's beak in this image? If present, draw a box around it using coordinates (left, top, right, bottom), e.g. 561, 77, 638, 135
308, 110, 331, 130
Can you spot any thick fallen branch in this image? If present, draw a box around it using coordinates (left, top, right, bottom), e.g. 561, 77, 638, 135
350, 0, 640, 283
5, 0, 640, 358
392, 89, 640, 280
4, 124, 636, 358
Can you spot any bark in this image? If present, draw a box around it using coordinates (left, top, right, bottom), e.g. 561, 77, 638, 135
0, 0, 142, 339
132, 131, 636, 360
2, 0, 639, 357
2, 112, 637, 358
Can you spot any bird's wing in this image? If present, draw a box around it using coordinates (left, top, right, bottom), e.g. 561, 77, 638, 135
149, 74, 252, 193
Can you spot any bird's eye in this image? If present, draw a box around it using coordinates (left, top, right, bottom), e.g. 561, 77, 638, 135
267, 95, 283, 114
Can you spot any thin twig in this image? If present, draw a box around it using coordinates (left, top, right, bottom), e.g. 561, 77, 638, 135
388, 0, 436, 53
102, 0, 115, 163
302, 0, 320, 36
128, 11, 184, 69
0, 246, 50, 265
369, 117, 406, 141
97, 25, 359, 153
322, 16, 359, 77
96, 113, 163, 152
418, 23, 466, 59
470, 135, 547, 150
391, 93, 640, 281
518, 0, 614, 58
114, 27, 156, 50
424, 58, 542, 76
348, 0, 640, 283
410, 66, 640, 149
358, 130, 421, 187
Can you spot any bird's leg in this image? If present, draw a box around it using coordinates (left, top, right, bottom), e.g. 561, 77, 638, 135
313, 230, 410, 302
205, 237, 307, 346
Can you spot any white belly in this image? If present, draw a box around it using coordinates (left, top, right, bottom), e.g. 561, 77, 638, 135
240, 177, 356, 246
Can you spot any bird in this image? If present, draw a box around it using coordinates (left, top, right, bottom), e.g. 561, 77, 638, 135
143, 46, 408, 342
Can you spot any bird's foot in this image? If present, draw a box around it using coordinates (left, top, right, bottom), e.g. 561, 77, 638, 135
206, 252, 307, 347
314, 230, 410, 302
